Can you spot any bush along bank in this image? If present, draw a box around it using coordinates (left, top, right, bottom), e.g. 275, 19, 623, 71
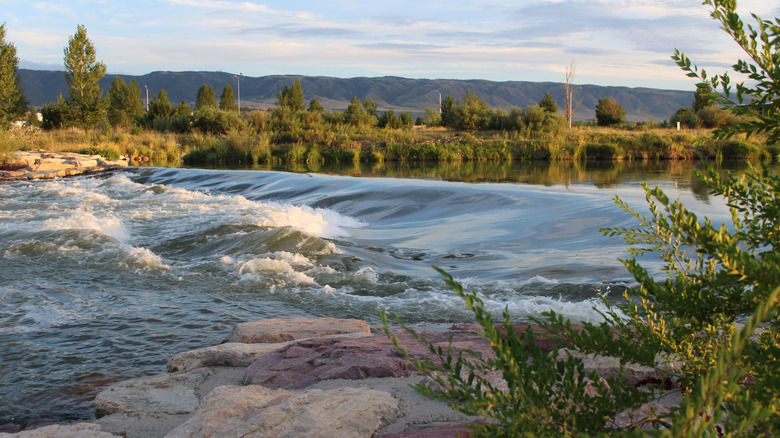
180, 127, 776, 167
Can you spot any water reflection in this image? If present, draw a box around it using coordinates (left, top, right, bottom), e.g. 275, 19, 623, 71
169, 159, 778, 189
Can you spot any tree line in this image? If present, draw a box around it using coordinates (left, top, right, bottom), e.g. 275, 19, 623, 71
2, 22, 725, 138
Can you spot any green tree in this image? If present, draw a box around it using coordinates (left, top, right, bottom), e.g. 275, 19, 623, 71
673, 0, 780, 142
148, 89, 175, 119
670, 106, 698, 128
219, 84, 237, 112
276, 79, 305, 112
308, 98, 324, 113
539, 91, 557, 114
106, 76, 143, 128
399, 112, 414, 128
64, 24, 106, 132
594, 97, 625, 126
0, 24, 28, 127
175, 101, 191, 117
362, 97, 377, 117
452, 89, 489, 130
377, 109, 399, 129
422, 107, 441, 126
692, 82, 716, 111
344, 96, 373, 127
195, 84, 217, 110
440, 94, 456, 128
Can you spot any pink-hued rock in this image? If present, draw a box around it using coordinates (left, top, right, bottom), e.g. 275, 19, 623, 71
223, 317, 371, 343
244, 326, 495, 389
377, 421, 489, 438
168, 332, 374, 372
164, 385, 400, 438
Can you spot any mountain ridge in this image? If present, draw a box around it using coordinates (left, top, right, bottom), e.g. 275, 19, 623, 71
18, 69, 694, 122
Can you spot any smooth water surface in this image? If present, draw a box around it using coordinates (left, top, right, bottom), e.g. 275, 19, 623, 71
0, 161, 746, 423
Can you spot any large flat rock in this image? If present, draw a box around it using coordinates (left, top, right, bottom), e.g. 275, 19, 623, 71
0, 151, 127, 181
165, 385, 400, 438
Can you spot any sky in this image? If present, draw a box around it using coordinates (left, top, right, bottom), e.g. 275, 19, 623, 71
2, 0, 778, 91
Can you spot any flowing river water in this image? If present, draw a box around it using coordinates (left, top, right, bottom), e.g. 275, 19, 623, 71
0, 160, 758, 424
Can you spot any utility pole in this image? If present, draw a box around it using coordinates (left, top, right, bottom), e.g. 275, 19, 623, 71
434, 90, 441, 114
144, 85, 149, 112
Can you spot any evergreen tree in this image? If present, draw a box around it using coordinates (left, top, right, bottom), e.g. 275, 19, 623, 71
440, 94, 455, 127
594, 97, 626, 126
195, 84, 217, 110
107, 76, 143, 128
148, 89, 175, 119
175, 101, 191, 116
219, 84, 237, 112
308, 98, 324, 113
692, 82, 716, 111
362, 97, 377, 117
276, 80, 305, 111
539, 92, 558, 114
399, 112, 414, 128
0, 24, 29, 127
344, 96, 369, 126
64, 25, 107, 132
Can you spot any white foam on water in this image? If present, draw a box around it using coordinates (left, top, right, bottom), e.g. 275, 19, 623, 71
120, 246, 170, 271
274, 251, 315, 268
256, 203, 366, 239
354, 267, 380, 284
237, 256, 317, 286
43, 210, 129, 243
121, 180, 364, 243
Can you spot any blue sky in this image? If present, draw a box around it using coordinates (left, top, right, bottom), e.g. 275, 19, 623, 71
3, 0, 778, 91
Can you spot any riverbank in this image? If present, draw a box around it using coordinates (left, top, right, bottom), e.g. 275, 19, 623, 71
0, 317, 682, 437
2, 125, 776, 172
0, 151, 128, 181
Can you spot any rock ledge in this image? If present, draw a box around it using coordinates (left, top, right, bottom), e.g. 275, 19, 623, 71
0, 151, 128, 181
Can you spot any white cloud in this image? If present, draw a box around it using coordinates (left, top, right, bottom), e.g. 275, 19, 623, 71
6, 0, 776, 89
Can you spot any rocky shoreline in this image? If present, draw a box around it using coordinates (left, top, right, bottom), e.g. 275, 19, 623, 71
0, 151, 129, 182
0, 317, 683, 438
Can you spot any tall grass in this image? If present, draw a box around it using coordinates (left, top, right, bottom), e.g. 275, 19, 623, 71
3, 119, 775, 168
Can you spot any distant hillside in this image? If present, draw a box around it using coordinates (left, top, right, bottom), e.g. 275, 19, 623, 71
18, 69, 694, 123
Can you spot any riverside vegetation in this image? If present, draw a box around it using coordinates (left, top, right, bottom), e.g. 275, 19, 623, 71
1, 27, 779, 169
384, 2, 779, 436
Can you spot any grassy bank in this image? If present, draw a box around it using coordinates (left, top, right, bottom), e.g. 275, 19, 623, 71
1, 123, 777, 169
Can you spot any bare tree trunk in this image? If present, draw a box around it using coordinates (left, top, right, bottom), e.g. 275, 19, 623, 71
562, 59, 582, 128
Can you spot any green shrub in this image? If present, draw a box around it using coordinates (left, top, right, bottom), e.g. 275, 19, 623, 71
584, 143, 621, 160
191, 108, 247, 135
719, 139, 768, 160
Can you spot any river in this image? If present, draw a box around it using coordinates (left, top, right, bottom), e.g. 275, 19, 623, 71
0, 160, 755, 424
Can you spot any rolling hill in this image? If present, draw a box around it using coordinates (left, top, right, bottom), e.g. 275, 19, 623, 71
18, 69, 694, 123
